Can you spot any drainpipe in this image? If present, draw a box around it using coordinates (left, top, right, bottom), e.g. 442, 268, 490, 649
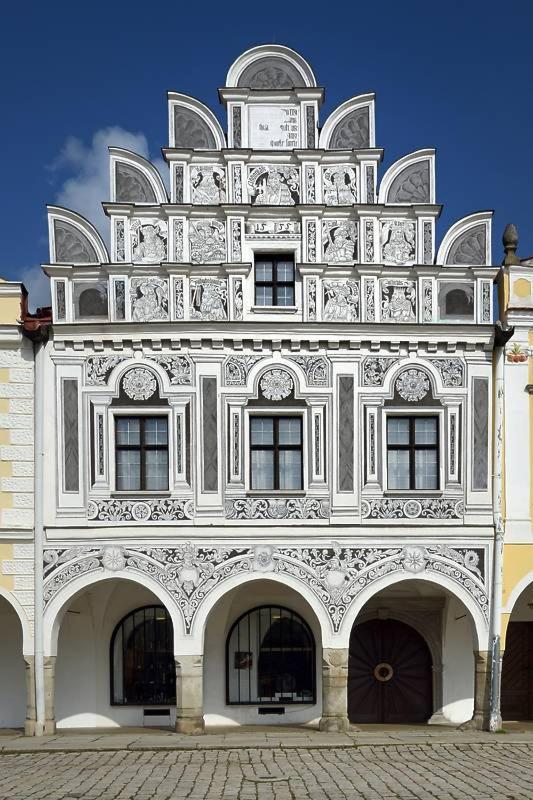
33, 336, 46, 735
490, 320, 513, 731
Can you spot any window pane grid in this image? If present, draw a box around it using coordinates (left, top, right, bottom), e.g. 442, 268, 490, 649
250, 416, 302, 490
115, 416, 169, 491
255, 255, 295, 307
387, 416, 439, 491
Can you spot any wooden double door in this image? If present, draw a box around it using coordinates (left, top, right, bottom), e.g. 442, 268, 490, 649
501, 621, 533, 720
348, 619, 433, 724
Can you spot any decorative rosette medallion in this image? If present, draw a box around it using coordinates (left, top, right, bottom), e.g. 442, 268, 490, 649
260, 369, 293, 401
395, 369, 429, 402
122, 368, 157, 400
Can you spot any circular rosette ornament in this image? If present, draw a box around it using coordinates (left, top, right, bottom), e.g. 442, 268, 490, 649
401, 546, 427, 574
395, 369, 430, 402
260, 369, 293, 401
102, 545, 126, 572
131, 501, 151, 522
122, 368, 157, 401
252, 544, 276, 572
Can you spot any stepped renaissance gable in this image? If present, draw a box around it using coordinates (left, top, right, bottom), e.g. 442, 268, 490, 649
6, 43, 517, 736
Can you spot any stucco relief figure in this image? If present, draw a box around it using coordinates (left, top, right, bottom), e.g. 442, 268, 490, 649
248, 166, 300, 205
130, 278, 169, 322
190, 278, 227, 321
131, 220, 167, 263
190, 166, 227, 204
381, 220, 416, 264
323, 280, 360, 322
380, 280, 416, 322
323, 167, 357, 205
323, 221, 358, 263
189, 220, 226, 263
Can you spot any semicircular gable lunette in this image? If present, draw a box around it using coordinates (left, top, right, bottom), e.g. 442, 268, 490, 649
387, 161, 431, 203
330, 108, 369, 149
174, 107, 216, 148
238, 56, 306, 89
48, 207, 109, 264
115, 163, 156, 203
446, 224, 487, 266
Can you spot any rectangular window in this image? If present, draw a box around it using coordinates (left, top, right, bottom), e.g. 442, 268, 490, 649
255, 254, 295, 306
250, 416, 302, 490
115, 416, 168, 491
387, 416, 439, 490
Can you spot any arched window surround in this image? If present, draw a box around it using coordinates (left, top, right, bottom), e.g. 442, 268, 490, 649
110, 605, 175, 706
225, 605, 316, 706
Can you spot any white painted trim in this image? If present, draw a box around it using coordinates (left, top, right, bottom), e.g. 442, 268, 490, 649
378, 149, 435, 205
109, 147, 168, 204
47, 206, 109, 264
0, 586, 33, 655
502, 571, 533, 615
167, 93, 226, 150
225, 44, 316, 89
319, 94, 376, 149
436, 211, 493, 267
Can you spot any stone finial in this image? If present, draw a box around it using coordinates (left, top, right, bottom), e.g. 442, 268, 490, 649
503, 223, 521, 266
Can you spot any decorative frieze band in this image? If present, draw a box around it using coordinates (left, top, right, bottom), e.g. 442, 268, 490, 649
87, 498, 194, 523
361, 497, 464, 520
43, 541, 488, 635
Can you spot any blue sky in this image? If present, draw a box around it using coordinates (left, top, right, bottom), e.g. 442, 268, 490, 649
2, 0, 532, 307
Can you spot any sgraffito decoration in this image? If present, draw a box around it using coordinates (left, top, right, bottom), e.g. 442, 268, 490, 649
361, 357, 397, 387
131, 220, 167, 263
248, 165, 300, 205
380, 279, 416, 322
381, 220, 416, 265
322, 220, 358, 263
43, 540, 488, 635
189, 220, 226, 263
323, 279, 360, 322
322, 166, 358, 205
130, 277, 169, 322
122, 368, 157, 401
190, 278, 228, 321
286, 355, 330, 386
190, 165, 227, 204
224, 355, 266, 386
260, 369, 293, 401
395, 369, 430, 402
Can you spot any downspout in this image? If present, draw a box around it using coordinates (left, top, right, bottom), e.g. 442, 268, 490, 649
33, 335, 46, 735
490, 320, 513, 731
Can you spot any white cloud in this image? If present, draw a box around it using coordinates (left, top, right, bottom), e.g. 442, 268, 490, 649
49, 126, 168, 241
18, 265, 51, 311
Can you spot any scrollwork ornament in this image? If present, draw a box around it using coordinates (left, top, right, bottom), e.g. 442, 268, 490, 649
260, 369, 293, 401
395, 369, 429, 402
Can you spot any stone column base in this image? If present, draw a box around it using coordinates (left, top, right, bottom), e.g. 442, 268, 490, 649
24, 656, 36, 737
319, 714, 351, 733
175, 655, 204, 735
44, 656, 57, 736
458, 650, 490, 732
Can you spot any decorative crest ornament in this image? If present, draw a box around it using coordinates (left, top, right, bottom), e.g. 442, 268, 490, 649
395, 369, 430, 402
260, 369, 293, 401
122, 368, 157, 401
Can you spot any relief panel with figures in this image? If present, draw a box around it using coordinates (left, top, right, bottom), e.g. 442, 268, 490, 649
131, 219, 167, 263
130, 277, 169, 322
322, 166, 358, 205
189, 220, 226, 263
380, 279, 416, 322
190, 278, 228, 321
190, 165, 227, 204
381, 220, 416, 265
248, 166, 300, 205
322, 279, 360, 322
322, 220, 358, 263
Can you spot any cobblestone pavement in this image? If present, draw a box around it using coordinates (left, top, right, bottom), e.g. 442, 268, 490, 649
2, 743, 533, 799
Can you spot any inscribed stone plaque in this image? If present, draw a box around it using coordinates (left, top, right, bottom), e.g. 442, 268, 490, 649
202, 377, 218, 492
338, 376, 354, 492
472, 378, 488, 490
248, 105, 300, 149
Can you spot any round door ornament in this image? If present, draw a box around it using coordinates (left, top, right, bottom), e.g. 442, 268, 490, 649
373, 662, 394, 682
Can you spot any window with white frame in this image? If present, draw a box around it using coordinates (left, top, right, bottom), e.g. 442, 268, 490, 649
386, 416, 439, 490
250, 416, 303, 490
254, 254, 295, 306
115, 416, 169, 491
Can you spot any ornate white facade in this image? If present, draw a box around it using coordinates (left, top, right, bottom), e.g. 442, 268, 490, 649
3, 44, 512, 734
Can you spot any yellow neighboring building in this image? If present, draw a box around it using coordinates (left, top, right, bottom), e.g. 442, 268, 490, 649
499, 229, 533, 721
0, 279, 35, 732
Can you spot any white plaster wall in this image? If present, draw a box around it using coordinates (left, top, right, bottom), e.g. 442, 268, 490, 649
203, 579, 322, 727
55, 580, 176, 729
0, 599, 26, 728
440, 595, 475, 723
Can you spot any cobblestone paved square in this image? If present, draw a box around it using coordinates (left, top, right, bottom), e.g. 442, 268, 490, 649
2, 743, 533, 799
